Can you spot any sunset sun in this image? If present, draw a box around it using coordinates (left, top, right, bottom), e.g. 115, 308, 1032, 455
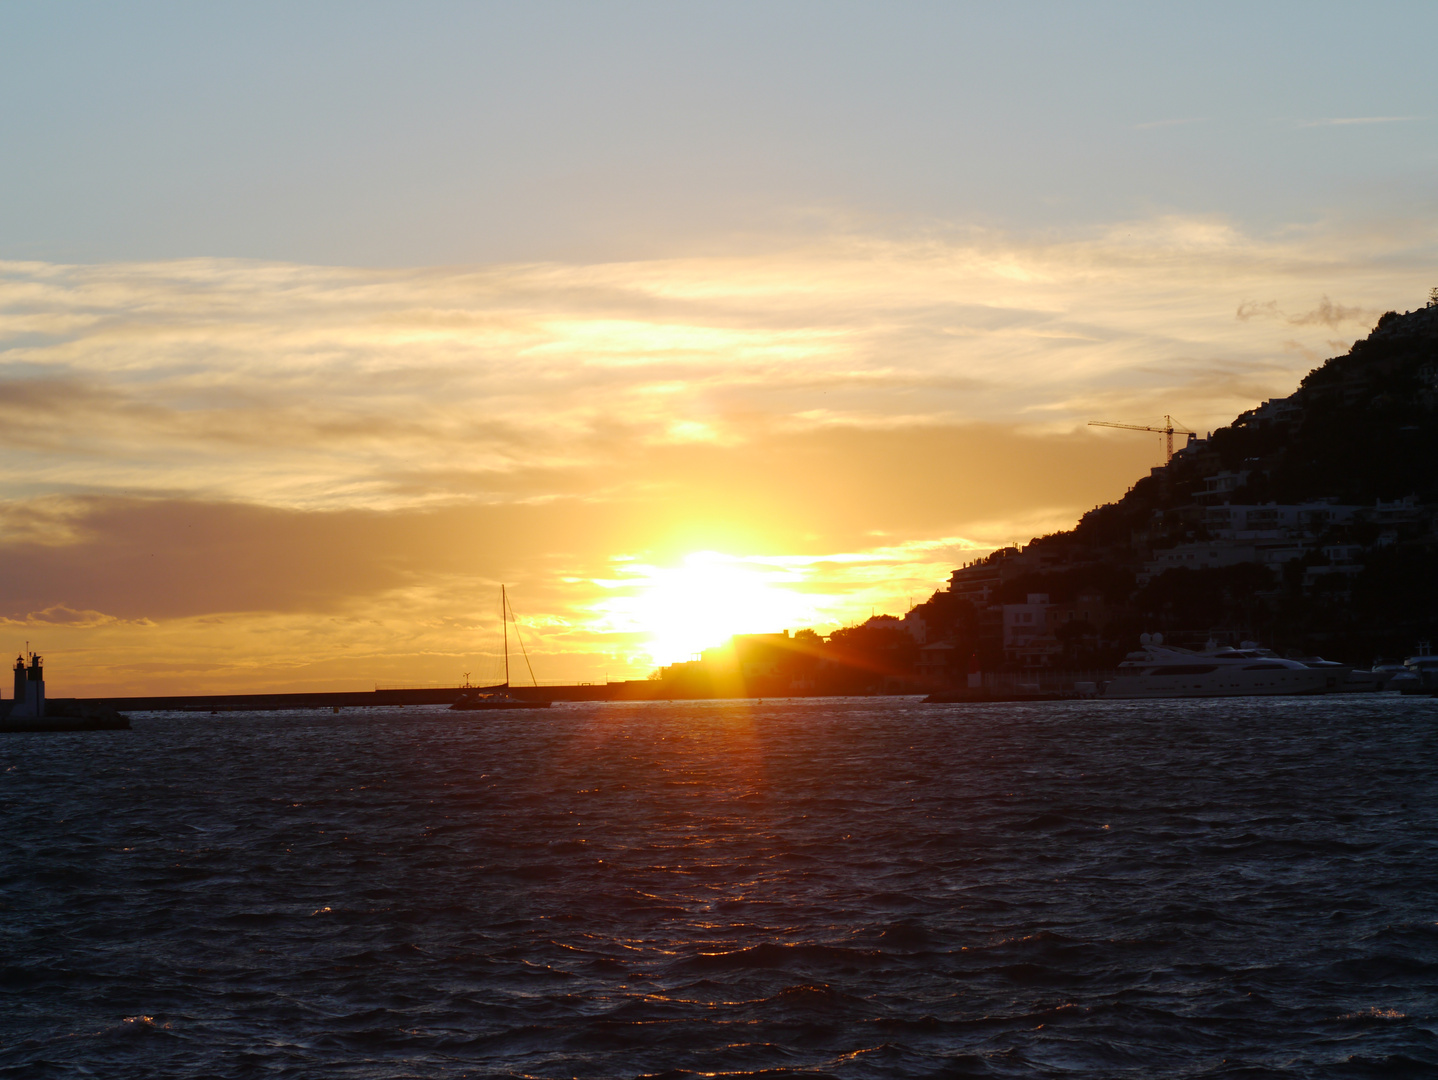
607, 552, 818, 667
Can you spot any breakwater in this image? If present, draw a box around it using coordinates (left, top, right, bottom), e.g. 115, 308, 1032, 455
69, 678, 956, 712
67, 680, 670, 712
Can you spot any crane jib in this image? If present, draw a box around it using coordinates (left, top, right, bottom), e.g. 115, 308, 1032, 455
1087, 415, 1196, 462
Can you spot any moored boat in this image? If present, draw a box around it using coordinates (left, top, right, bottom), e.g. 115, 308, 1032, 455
1103, 635, 1345, 699
1341, 666, 1396, 693
1366, 659, 1409, 691
1391, 642, 1438, 695
449, 585, 551, 712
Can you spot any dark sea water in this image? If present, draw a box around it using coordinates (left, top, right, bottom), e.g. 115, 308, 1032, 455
2, 696, 1437, 1079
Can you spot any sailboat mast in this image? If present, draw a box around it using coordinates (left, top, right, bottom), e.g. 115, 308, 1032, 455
502, 585, 510, 687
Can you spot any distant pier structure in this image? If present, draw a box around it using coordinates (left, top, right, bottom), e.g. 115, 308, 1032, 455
0, 649, 128, 731
10, 651, 45, 719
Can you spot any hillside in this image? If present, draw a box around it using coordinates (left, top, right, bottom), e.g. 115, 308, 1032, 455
908, 294, 1438, 672
649, 294, 1438, 695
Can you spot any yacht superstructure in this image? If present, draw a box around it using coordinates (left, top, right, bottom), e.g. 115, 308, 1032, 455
1389, 642, 1438, 694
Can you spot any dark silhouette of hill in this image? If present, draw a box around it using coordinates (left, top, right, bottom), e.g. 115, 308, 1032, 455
1076, 301, 1438, 540
908, 296, 1438, 673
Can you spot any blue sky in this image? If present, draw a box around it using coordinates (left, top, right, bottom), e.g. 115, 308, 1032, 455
2, 2, 1435, 264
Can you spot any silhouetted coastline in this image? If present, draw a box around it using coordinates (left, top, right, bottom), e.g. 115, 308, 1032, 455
646, 296, 1438, 698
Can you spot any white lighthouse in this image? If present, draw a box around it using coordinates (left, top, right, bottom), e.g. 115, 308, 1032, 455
10, 651, 45, 719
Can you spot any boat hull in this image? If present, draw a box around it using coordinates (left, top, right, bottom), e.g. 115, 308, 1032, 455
1104, 667, 1340, 699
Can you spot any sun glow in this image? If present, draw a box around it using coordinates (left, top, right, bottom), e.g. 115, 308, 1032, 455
604, 552, 819, 667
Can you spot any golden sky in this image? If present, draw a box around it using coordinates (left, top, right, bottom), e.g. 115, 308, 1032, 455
2, 5, 1436, 693
2, 221, 1431, 694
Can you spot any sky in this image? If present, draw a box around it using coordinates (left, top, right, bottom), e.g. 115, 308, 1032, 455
1, 2, 1436, 694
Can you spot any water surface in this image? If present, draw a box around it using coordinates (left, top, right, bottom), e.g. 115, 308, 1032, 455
2, 696, 1436, 1077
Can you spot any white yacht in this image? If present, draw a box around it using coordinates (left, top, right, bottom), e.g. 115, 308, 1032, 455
1103, 635, 1346, 699
1390, 642, 1438, 695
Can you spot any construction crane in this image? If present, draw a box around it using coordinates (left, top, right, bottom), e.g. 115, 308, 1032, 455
1088, 415, 1196, 463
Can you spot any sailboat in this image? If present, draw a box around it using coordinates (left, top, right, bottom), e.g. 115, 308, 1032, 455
450, 585, 551, 711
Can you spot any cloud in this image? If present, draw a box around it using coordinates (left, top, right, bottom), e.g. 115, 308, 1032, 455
0, 604, 143, 629
1235, 300, 1280, 322
0, 221, 1430, 515
1236, 294, 1378, 329
1296, 116, 1420, 128
1285, 296, 1375, 327
1133, 118, 1205, 130
0, 424, 1153, 616
0, 420, 1165, 691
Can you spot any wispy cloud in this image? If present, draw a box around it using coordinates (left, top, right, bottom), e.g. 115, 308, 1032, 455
1236, 294, 1376, 328
1296, 116, 1421, 128
0, 218, 1428, 511
1134, 117, 1206, 130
